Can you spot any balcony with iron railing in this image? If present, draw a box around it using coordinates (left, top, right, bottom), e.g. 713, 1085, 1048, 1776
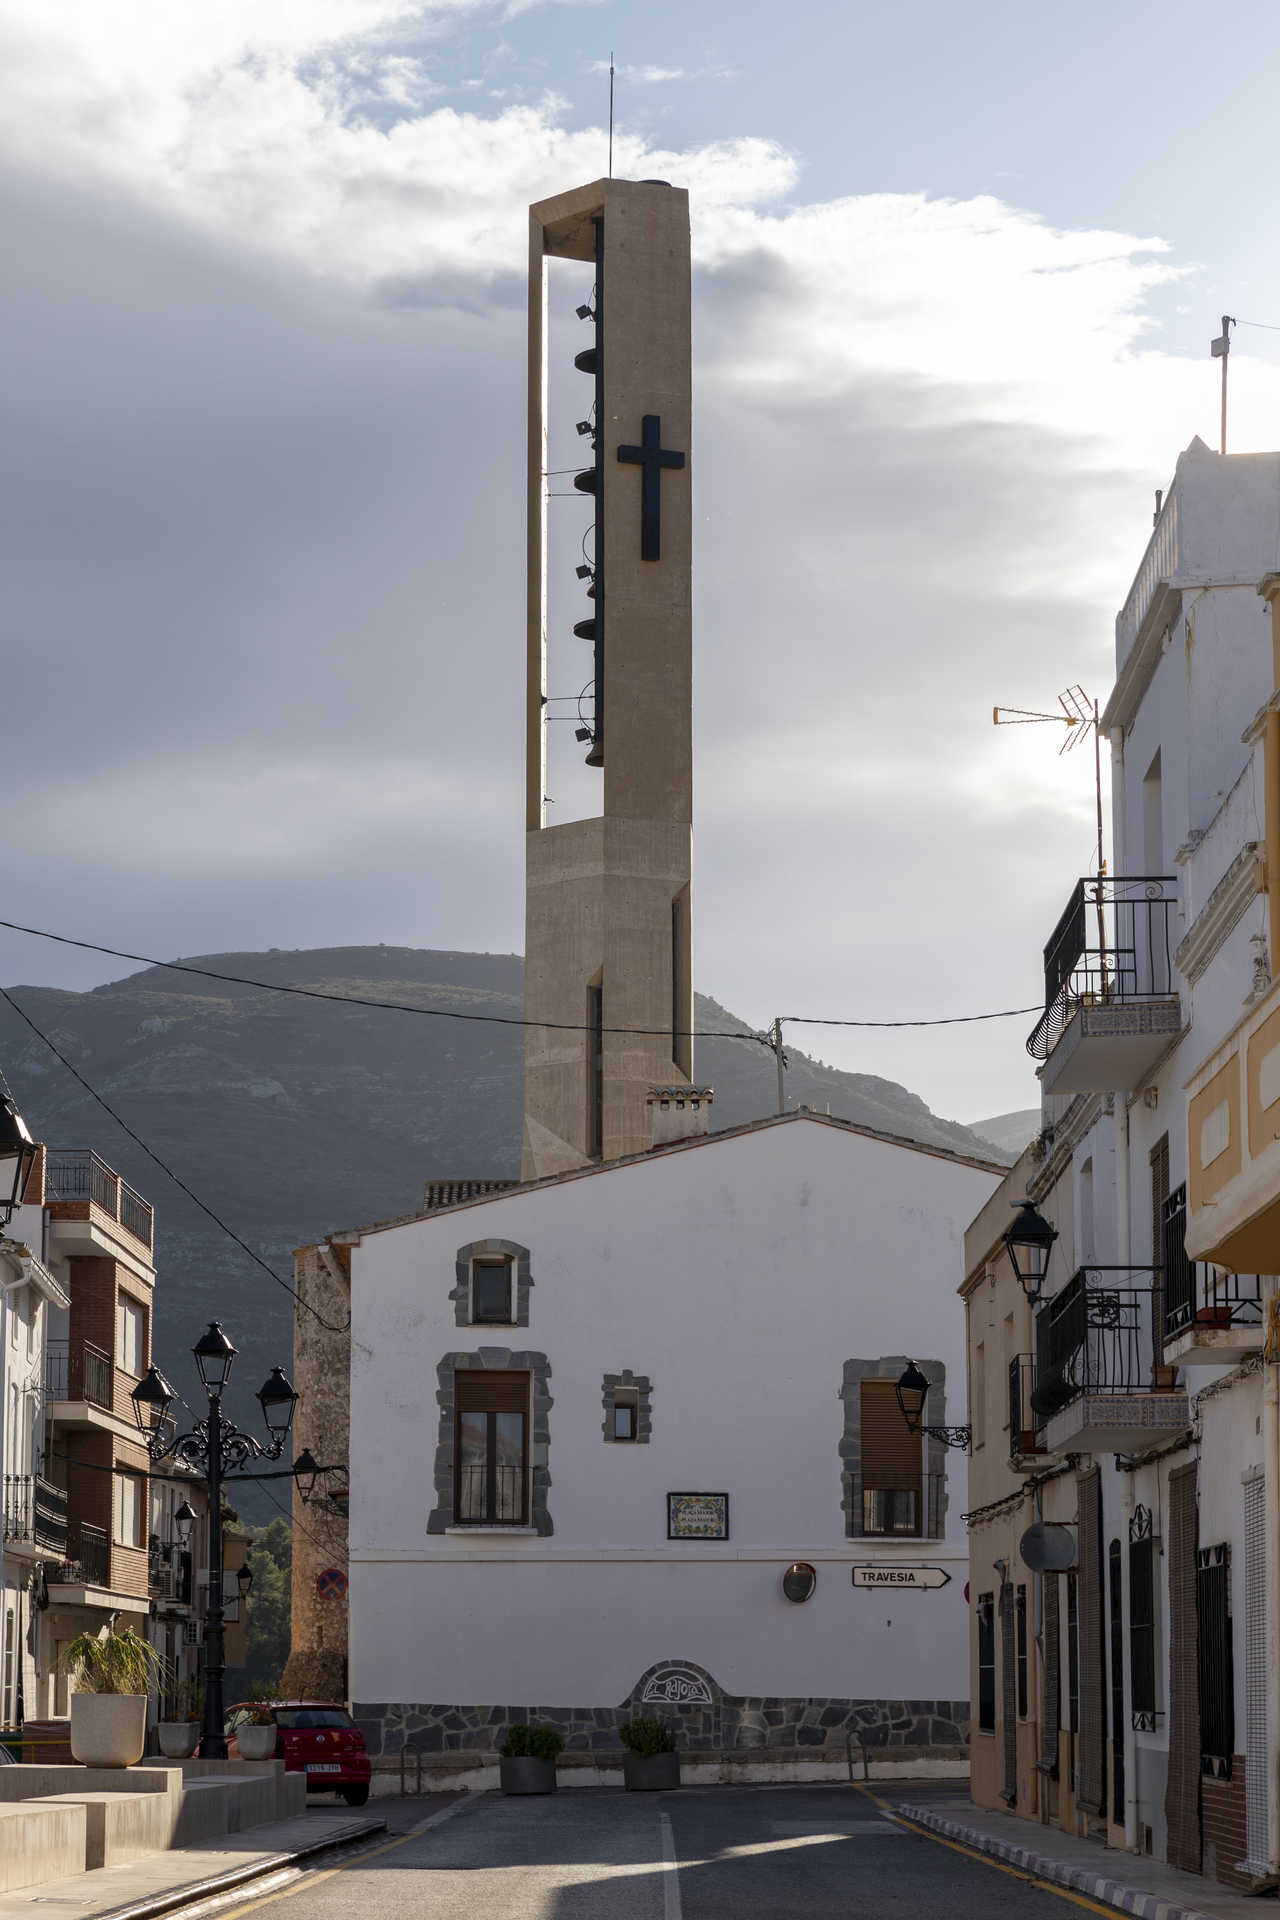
52, 1519, 112, 1591
1031, 1268, 1189, 1454
148, 1543, 194, 1606
44, 1338, 113, 1413
1162, 1184, 1263, 1365
44, 1150, 154, 1254
1, 1474, 68, 1557
1026, 876, 1181, 1095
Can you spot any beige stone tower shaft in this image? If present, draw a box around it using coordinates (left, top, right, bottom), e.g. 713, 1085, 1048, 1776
523, 179, 693, 1179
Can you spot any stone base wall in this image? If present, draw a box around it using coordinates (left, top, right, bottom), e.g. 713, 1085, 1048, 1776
354, 1657, 967, 1763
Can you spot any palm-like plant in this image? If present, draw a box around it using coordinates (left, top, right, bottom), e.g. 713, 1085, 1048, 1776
60, 1626, 167, 1696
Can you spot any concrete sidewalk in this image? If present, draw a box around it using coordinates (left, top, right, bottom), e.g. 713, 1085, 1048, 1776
887, 1790, 1267, 1920
0, 1805, 391, 1920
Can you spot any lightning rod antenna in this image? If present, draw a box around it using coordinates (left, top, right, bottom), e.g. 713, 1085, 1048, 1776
608, 52, 615, 178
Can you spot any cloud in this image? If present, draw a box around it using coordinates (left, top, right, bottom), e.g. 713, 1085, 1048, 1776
2, 2, 1276, 1122
589, 61, 740, 85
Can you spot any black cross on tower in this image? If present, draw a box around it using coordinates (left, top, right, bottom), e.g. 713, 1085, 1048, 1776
616, 414, 685, 562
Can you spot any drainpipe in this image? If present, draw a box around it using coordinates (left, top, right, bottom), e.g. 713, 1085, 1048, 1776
1264, 1288, 1280, 1872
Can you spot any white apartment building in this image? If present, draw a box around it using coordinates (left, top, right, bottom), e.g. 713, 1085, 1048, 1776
966, 435, 1280, 1893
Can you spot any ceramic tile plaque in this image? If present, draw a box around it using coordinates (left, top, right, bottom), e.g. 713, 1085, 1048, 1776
667, 1492, 729, 1540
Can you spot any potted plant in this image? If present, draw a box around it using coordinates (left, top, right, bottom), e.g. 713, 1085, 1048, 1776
231, 1696, 279, 1761
157, 1679, 203, 1759
61, 1626, 166, 1769
499, 1722, 563, 1794
619, 1716, 680, 1791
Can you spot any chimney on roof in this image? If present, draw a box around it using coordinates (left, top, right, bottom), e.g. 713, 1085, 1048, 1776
647, 1085, 714, 1147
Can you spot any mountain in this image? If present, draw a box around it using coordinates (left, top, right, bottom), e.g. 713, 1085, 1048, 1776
969, 1109, 1040, 1158
1, 947, 1006, 1517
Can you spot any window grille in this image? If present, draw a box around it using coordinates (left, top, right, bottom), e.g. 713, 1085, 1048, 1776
1196, 1543, 1234, 1780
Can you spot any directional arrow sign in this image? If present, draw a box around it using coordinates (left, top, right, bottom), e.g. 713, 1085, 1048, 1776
852, 1565, 952, 1591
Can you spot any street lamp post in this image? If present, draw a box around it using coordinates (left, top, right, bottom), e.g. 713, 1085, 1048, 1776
894, 1359, 972, 1452
131, 1322, 297, 1760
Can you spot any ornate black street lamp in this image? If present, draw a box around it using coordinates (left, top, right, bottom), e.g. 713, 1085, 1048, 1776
0, 1094, 38, 1229
131, 1322, 297, 1759
895, 1359, 972, 1452
1002, 1197, 1058, 1306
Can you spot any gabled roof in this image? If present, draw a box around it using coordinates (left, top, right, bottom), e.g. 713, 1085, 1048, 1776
333, 1107, 1005, 1244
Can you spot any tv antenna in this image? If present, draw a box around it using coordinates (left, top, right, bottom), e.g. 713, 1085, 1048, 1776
608, 52, 615, 178
994, 685, 1107, 959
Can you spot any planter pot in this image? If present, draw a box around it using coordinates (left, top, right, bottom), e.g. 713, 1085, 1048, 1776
623, 1752, 680, 1791
236, 1724, 278, 1760
500, 1756, 557, 1795
70, 1693, 148, 1769
157, 1722, 201, 1759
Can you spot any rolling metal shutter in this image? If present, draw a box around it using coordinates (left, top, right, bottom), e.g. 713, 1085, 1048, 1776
456, 1371, 530, 1411
859, 1379, 923, 1494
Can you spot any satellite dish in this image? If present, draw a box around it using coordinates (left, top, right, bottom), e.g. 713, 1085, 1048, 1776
1020, 1522, 1076, 1572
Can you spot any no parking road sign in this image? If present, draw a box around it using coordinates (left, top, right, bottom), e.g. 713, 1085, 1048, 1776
316, 1567, 347, 1600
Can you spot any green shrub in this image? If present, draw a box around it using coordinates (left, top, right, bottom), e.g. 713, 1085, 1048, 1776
60, 1628, 166, 1697
618, 1716, 675, 1758
500, 1722, 564, 1762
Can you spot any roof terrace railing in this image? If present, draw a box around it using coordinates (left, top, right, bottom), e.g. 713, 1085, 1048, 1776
45, 1150, 153, 1251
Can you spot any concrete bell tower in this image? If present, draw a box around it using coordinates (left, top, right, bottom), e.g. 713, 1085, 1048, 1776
523, 179, 694, 1178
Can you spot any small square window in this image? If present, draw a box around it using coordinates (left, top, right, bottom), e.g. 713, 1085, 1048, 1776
613, 1396, 637, 1442
471, 1258, 513, 1324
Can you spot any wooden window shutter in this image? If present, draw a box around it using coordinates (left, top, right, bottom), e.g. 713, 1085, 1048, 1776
455, 1370, 529, 1413
1164, 1461, 1202, 1872
1075, 1468, 1106, 1815
860, 1379, 922, 1493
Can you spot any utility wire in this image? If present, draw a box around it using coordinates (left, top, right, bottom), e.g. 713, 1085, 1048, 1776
0, 917, 1039, 1035
0, 987, 347, 1335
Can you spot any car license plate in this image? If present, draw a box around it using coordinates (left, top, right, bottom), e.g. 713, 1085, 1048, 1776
306, 1763, 341, 1772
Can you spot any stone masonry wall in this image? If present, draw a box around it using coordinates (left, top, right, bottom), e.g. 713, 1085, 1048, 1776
281, 1241, 350, 1701
355, 1658, 968, 1761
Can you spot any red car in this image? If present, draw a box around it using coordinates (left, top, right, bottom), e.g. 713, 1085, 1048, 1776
226, 1700, 371, 1805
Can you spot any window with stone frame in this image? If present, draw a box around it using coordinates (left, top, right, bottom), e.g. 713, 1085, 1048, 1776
454, 1371, 529, 1525
601, 1370, 651, 1443
451, 1240, 533, 1328
840, 1358, 947, 1540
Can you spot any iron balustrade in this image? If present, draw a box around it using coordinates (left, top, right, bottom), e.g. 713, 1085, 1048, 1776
1162, 1184, 1262, 1338
57, 1520, 111, 1589
45, 1149, 154, 1250
1007, 1355, 1043, 1459
1, 1474, 68, 1555
455, 1462, 528, 1526
1030, 1268, 1164, 1421
148, 1547, 193, 1604
44, 1339, 113, 1409
1027, 876, 1178, 1061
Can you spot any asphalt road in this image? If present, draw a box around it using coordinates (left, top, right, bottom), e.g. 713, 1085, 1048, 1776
220, 1786, 1079, 1920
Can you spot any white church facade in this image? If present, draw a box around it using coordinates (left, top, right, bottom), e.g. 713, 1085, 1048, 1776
341, 1108, 1000, 1778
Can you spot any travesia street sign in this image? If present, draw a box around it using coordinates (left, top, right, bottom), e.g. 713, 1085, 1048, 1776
851, 1565, 951, 1591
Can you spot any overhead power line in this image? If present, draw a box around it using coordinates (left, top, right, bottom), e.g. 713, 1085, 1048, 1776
0, 987, 347, 1336
0, 917, 1038, 1036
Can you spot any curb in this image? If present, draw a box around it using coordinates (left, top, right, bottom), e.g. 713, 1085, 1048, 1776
896, 1805, 1226, 1920
83, 1816, 388, 1920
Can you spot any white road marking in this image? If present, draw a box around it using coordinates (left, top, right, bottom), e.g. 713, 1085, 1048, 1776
399, 1797, 482, 1840
659, 1811, 683, 1920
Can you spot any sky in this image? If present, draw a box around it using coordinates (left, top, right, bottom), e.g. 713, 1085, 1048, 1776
7, 0, 1280, 1129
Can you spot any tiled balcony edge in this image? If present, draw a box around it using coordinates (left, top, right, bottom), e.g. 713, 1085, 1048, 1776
895, 1804, 1227, 1920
